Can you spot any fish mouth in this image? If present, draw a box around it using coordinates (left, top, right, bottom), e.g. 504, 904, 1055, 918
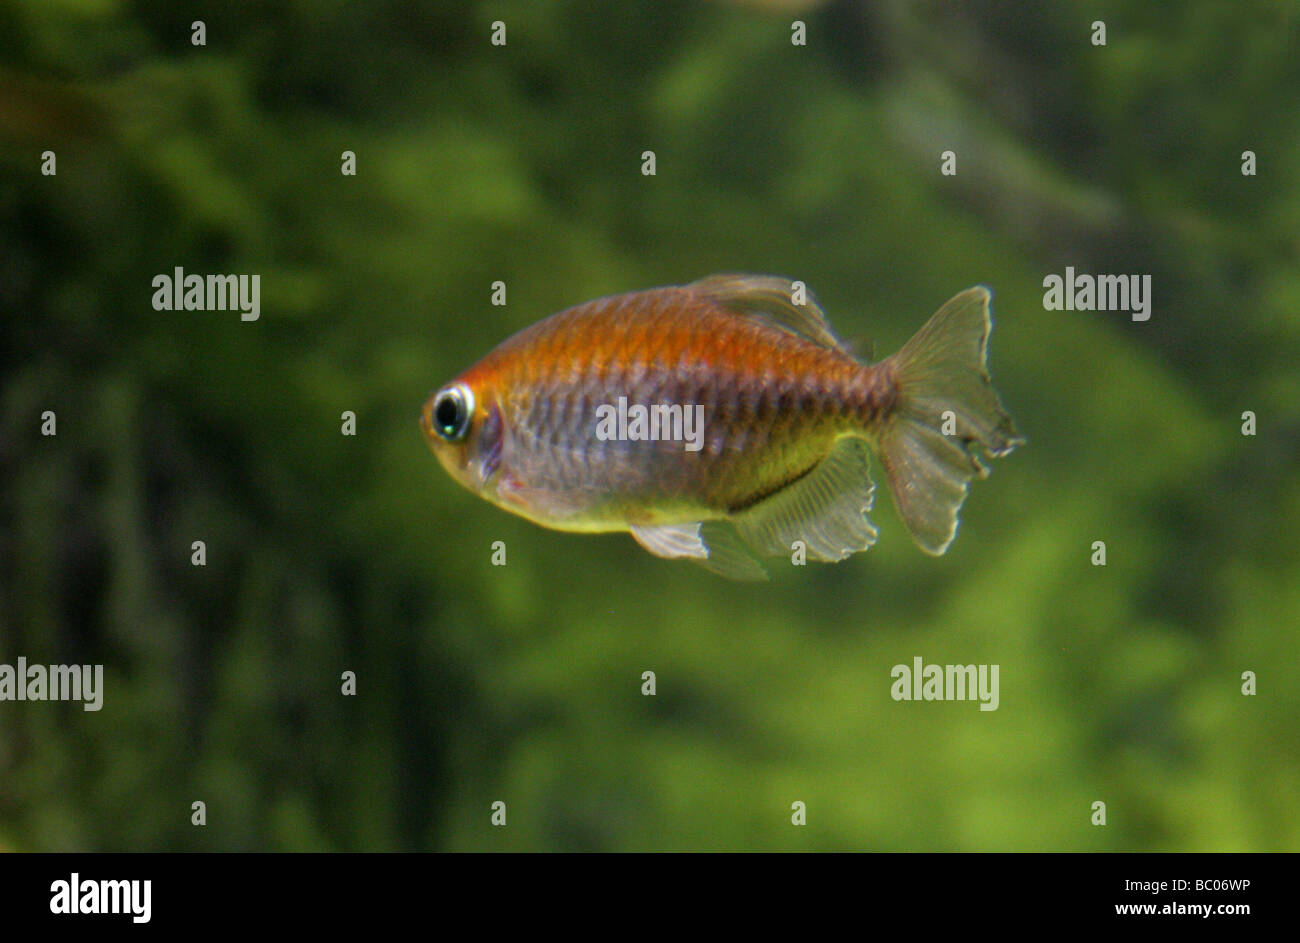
418, 401, 434, 443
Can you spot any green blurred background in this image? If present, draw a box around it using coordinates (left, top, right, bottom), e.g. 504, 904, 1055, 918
1, 0, 1297, 851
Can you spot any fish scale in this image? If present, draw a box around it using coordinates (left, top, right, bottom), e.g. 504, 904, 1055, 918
471, 289, 867, 509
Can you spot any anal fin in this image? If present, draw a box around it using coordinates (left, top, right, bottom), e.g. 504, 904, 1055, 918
731, 437, 878, 562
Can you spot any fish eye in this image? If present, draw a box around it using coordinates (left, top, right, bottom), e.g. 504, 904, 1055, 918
432, 385, 474, 442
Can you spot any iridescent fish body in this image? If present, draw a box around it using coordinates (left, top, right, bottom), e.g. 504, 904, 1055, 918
421, 275, 1022, 579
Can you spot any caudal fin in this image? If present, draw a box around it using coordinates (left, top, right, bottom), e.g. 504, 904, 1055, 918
876, 287, 1023, 555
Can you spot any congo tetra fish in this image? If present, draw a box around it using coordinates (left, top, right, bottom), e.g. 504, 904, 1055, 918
421, 275, 1022, 579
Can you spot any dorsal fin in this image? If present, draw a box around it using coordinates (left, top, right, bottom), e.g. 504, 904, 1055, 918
689, 274, 847, 350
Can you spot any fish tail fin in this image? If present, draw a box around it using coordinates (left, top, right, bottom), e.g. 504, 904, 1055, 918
875, 286, 1023, 555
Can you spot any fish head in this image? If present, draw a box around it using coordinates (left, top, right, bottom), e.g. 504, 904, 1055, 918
421, 376, 506, 498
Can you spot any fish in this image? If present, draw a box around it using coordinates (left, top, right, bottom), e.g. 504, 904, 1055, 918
421, 275, 1023, 579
